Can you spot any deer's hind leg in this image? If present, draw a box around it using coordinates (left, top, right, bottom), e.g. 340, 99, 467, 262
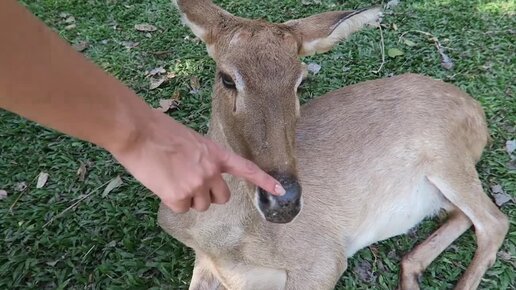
425, 163, 509, 290
398, 209, 471, 290
189, 252, 226, 290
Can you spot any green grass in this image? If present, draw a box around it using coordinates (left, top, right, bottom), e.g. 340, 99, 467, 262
0, 0, 514, 289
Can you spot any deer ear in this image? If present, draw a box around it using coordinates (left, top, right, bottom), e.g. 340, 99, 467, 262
284, 7, 382, 56
172, 0, 235, 45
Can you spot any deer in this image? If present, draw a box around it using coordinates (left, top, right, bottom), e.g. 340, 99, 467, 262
157, 1, 509, 289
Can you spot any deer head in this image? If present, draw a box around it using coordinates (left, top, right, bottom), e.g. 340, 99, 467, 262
173, 0, 382, 223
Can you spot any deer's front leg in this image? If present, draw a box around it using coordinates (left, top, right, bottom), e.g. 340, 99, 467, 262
189, 253, 226, 290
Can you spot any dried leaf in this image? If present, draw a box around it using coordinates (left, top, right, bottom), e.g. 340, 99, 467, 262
386, 0, 400, 9
354, 260, 376, 283
301, 0, 321, 5
147, 67, 166, 77
0, 190, 7, 200
134, 23, 157, 32
392, 23, 398, 31
64, 16, 76, 24
72, 41, 89, 52
307, 63, 322, 74
121, 41, 139, 49
497, 251, 514, 262
59, 12, 70, 18
190, 76, 201, 94
508, 159, 516, 171
491, 184, 513, 207
149, 76, 167, 90
102, 176, 123, 197
438, 46, 454, 70
150, 50, 173, 59
14, 182, 27, 191
404, 39, 416, 47
65, 24, 76, 30
156, 92, 181, 113
36, 172, 49, 189
506, 140, 516, 155
77, 163, 88, 182
46, 260, 59, 267
387, 48, 404, 58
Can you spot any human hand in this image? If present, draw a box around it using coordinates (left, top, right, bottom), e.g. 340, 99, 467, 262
111, 110, 285, 213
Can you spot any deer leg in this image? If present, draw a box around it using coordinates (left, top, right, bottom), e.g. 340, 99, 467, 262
398, 209, 471, 290
427, 168, 509, 290
189, 253, 226, 290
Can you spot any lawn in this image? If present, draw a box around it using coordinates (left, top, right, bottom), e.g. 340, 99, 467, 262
0, 0, 514, 289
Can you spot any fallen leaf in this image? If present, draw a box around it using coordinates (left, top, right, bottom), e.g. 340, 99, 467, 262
121, 41, 139, 49
392, 23, 398, 31
387, 48, 404, 58
0, 190, 7, 200
497, 251, 513, 262
301, 0, 322, 5
438, 46, 454, 70
507, 159, 516, 171
403, 39, 416, 47
147, 67, 166, 77
64, 16, 75, 24
491, 184, 513, 207
386, 0, 400, 9
190, 76, 201, 94
307, 63, 322, 74
59, 12, 70, 18
14, 182, 27, 191
149, 76, 167, 90
65, 24, 76, 30
134, 23, 157, 32
354, 260, 376, 283
156, 92, 181, 113
77, 163, 88, 182
506, 140, 516, 155
150, 50, 173, 59
102, 176, 123, 197
36, 172, 49, 189
46, 260, 59, 267
72, 41, 89, 52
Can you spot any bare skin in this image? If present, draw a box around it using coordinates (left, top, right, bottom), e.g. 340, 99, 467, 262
0, 0, 285, 213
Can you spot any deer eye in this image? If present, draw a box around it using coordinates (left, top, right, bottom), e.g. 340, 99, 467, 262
220, 72, 236, 89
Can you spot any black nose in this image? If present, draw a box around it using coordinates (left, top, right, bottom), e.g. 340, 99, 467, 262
257, 173, 302, 224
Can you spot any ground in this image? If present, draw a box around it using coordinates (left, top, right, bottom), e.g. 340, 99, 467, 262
0, 0, 514, 289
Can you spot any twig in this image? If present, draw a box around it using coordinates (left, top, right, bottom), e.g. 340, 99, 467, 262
9, 176, 38, 213
43, 179, 111, 228
372, 24, 385, 74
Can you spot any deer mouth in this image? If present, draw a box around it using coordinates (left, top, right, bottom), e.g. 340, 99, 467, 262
256, 173, 302, 223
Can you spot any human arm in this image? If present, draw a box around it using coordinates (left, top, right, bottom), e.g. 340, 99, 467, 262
0, 0, 284, 212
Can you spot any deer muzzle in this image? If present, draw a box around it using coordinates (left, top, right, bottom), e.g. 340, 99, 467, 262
257, 173, 302, 223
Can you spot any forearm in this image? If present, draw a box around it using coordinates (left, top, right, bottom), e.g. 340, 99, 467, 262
0, 0, 153, 153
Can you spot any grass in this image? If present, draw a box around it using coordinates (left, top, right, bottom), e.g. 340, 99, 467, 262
0, 0, 514, 289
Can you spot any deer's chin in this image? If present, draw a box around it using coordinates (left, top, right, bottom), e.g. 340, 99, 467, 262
253, 175, 303, 224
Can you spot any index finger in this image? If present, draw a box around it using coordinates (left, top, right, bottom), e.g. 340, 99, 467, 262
218, 148, 285, 196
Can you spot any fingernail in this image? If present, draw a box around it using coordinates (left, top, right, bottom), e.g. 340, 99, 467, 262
275, 184, 286, 195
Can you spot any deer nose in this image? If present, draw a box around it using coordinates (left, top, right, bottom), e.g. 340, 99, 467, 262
257, 173, 302, 224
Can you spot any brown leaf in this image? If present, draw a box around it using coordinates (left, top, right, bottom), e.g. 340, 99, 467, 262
102, 176, 123, 197
134, 23, 157, 32
147, 67, 166, 77
64, 16, 76, 24
0, 190, 7, 200
491, 184, 513, 207
36, 172, 49, 189
354, 260, 376, 283
121, 41, 139, 49
77, 163, 88, 182
149, 76, 167, 90
14, 182, 27, 191
156, 92, 181, 113
65, 24, 76, 30
506, 140, 516, 155
150, 50, 173, 59
508, 159, 516, 171
190, 76, 201, 94
72, 41, 89, 52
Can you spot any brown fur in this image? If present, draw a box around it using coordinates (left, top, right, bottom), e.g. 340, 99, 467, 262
158, 1, 509, 289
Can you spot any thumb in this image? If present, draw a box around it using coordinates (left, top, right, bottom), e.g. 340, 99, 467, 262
216, 145, 285, 196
